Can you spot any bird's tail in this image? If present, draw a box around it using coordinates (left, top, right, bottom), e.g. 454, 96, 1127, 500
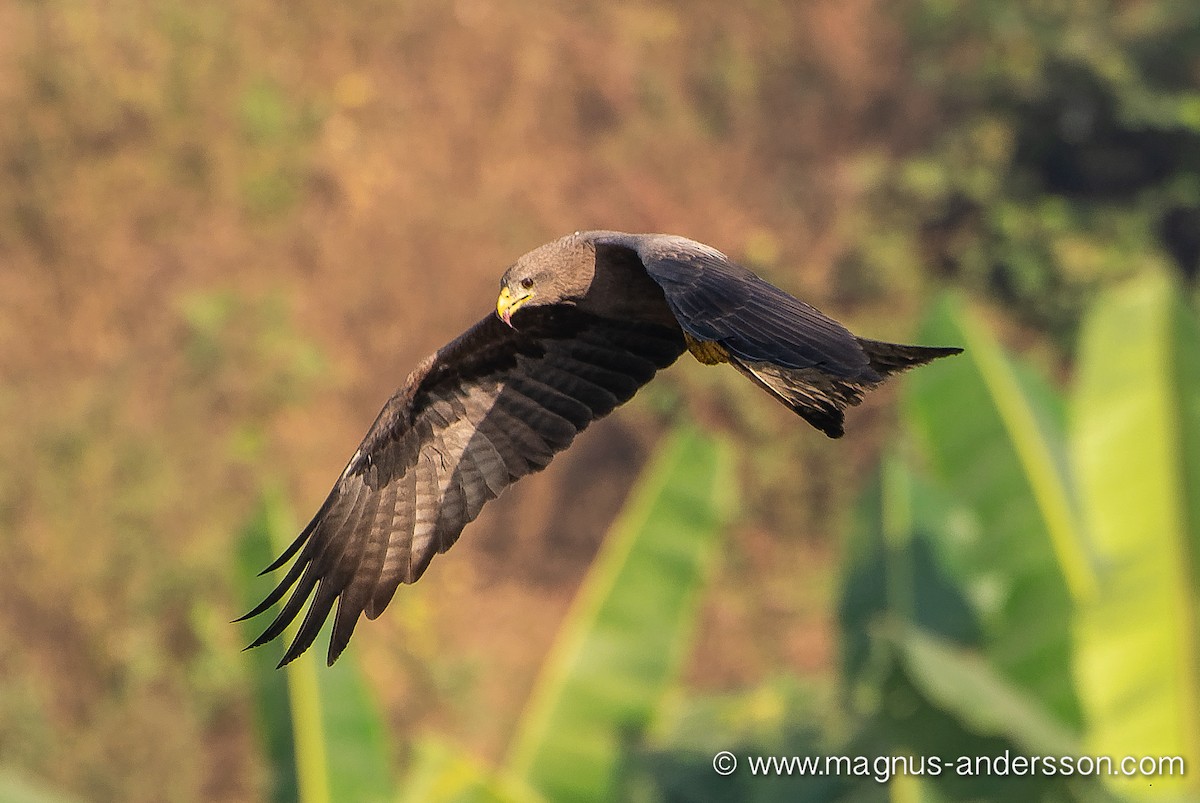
855, 338, 963, 378
730, 340, 962, 439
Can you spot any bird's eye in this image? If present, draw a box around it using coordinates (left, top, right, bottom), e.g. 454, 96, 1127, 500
520, 277, 535, 290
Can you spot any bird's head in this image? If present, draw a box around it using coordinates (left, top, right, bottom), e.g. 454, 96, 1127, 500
496, 270, 541, 326
497, 234, 595, 326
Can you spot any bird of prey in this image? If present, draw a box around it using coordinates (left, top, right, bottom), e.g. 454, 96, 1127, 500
241, 231, 961, 667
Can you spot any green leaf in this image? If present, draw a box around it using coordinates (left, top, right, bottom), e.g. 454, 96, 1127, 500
887, 626, 1082, 758
0, 770, 83, 803
1071, 271, 1200, 798
506, 426, 735, 802
236, 487, 394, 803
315, 658, 393, 803
839, 456, 983, 695
839, 457, 1105, 802
903, 295, 1090, 725
398, 739, 543, 803
235, 492, 302, 803
633, 679, 860, 803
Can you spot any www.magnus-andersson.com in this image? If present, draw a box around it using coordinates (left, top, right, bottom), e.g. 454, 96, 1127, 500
711, 750, 1186, 783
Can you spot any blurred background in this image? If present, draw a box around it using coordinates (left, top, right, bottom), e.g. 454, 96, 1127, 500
2, 1, 1199, 801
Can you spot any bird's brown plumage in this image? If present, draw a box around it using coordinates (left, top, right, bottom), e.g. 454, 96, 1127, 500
242, 231, 960, 666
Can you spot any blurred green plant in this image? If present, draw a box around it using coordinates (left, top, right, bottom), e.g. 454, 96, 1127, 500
1071, 272, 1200, 787
236, 488, 394, 803
237, 78, 323, 218
507, 425, 736, 800
844, 2, 1200, 342
179, 287, 325, 462
234, 276, 1199, 802
633, 278, 1198, 801
179, 288, 325, 408
0, 771, 83, 803
238, 425, 734, 802
840, 275, 1200, 801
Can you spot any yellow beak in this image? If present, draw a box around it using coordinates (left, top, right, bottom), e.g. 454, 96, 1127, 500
496, 286, 531, 326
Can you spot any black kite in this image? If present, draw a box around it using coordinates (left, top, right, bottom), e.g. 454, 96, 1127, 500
241, 231, 961, 666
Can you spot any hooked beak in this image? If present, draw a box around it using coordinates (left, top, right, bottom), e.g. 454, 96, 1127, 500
496, 286, 532, 326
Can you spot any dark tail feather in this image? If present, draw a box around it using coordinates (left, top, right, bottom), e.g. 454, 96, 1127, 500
730, 341, 962, 439
729, 357, 864, 438
856, 338, 963, 378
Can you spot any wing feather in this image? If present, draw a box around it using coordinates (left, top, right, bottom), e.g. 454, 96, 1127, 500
595, 234, 875, 379
242, 307, 685, 666
368, 466, 417, 618
590, 232, 960, 439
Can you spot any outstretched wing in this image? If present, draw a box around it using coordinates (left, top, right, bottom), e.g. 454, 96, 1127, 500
595, 233, 875, 380
592, 232, 961, 438
241, 307, 685, 667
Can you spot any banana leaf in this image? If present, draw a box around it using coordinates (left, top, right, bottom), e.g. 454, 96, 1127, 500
902, 295, 1091, 726
506, 425, 735, 802
236, 487, 394, 803
397, 739, 542, 803
1071, 272, 1200, 799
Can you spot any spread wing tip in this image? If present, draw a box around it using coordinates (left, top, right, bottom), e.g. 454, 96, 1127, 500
238, 306, 691, 668
242, 627, 322, 670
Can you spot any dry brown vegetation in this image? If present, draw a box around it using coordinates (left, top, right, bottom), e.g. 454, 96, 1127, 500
0, 1, 943, 799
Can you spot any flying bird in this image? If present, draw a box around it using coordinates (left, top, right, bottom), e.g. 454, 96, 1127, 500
241, 231, 961, 666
